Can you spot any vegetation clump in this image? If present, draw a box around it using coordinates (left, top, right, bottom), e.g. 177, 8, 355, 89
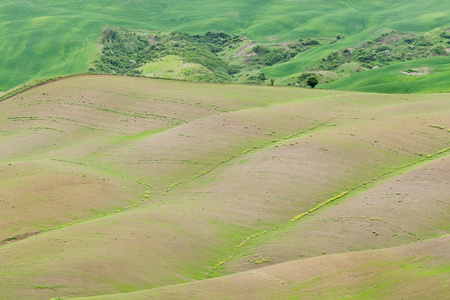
247, 38, 323, 67
91, 27, 240, 82
90, 27, 326, 85
306, 75, 319, 88
89, 26, 450, 90
313, 29, 449, 71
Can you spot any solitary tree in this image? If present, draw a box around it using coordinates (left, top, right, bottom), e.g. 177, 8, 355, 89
306, 75, 318, 88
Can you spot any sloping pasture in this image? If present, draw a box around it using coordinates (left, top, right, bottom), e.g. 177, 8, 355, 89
1, 0, 449, 91
75, 236, 450, 300
0, 75, 448, 299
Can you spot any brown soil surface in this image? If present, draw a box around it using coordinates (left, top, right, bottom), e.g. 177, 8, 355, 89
234, 43, 256, 57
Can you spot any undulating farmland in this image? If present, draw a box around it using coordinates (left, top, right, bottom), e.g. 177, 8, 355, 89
0, 75, 448, 299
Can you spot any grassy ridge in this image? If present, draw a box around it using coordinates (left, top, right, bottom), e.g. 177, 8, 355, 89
1, 0, 449, 91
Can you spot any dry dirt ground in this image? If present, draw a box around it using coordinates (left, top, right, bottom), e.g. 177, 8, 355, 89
0, 75, 448, 299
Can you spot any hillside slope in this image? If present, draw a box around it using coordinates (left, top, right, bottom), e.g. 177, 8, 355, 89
76, 236, 450, 300
320, 56, 450, 93
1, 0, 449, 91
0, 75, 449, 299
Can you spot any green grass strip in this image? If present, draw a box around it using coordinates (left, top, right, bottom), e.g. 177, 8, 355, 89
164, 118, 335, 195
207, 146, 450, 277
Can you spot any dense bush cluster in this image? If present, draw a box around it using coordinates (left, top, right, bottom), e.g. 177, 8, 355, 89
91, 26, 449, 88
314, 29, 449, 70
249, 38, 324, 66
90, 27, 327, 84
91, 27, 242, 82
92, 27, 150, 75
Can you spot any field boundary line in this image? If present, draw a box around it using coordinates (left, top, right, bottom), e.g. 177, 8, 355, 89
163, 117, 336, 195
207, 146, 450, 277
0, 180, 152, 250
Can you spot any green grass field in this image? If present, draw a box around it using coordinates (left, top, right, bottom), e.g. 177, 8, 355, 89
0, 75, 449, 299
1, 0, 449, 91
320, 56, 450, 93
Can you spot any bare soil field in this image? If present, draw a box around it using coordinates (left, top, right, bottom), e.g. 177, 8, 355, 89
0, 75, 448, 299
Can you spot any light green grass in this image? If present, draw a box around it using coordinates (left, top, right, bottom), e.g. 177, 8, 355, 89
139, 55, 211, 80
1, 0, 449, 91
320, 56, 450, 93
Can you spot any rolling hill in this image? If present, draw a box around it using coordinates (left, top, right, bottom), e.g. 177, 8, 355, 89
1, 0, 450, 92
76, 236, 450, 299
320, 56, 450, 93
0, 75, 449, 299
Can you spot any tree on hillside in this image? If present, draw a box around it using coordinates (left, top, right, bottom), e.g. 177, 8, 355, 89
306, 75, 318, 88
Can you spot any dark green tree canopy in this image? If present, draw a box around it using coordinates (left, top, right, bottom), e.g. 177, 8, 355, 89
306, 75, 319, 88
